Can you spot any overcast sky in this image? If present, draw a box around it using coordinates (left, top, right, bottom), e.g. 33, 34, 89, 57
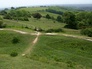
0, 0, 92, 8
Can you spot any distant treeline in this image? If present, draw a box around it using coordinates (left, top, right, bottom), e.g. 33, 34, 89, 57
46, 8, 63, 15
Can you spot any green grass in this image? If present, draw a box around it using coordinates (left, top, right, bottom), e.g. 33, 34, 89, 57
0, 30, 35, 55
29, 35, 92, 69
0, 7, 92, 69
19, 7, 48, 12
0, 30, 92, 69
19, 7, 60, 18
4, 18, 65, 30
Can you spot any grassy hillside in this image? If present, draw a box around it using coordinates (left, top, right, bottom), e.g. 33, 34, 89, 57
0, 6, 92, 69
0, 33, 92, 69
29, 35, 92, 69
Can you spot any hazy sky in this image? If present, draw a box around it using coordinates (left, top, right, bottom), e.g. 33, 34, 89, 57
0, 0, 92, 8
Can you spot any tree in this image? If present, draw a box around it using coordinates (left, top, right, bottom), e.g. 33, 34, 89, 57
0, 10, 7, 15
3, 14, 12, 19
11, 7, 15, 9
63, 12, 77, 29
32, 13, 42, 19
56, 16, 62, 22
46, 14, 51, 19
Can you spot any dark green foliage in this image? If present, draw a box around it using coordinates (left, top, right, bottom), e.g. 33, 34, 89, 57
32, 13, 42, 19
34, 27, 44, 32
3, 14, 12, 19
63, 12, 77, 29
81, 28, 92, 37
10, 52, 18, 57
16, 17, 29, 21
46, 8, 63, 15
0, 10, 7, 15
46, 28, 64, 33
12, 37, 20, 44
0, 20, 6, 28
46, 14, 51, 19
24, 17, 29, 21
78, 21, 86, 29
3, 10, 31, 21
76, 12, 92, 28
11, 7, 15, 9
56, 16, 62, 22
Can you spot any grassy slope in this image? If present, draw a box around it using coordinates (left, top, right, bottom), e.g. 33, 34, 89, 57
0, 30, 61, 69
4, 7, 81, 35
0, 7, 92, 69
0, 30, 35, 54
30, 35, 92, 69
4, 18, 65, 30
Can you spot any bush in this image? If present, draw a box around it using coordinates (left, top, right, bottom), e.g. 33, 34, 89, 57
81, 28, 92, 37
32, 13, 42, 19
3, 14, 12, 19
46, 14, 51, 19
34, 27, 44, 32
13, 17, 29, 21
0, 20, 6, 28
24, 17, 29, 21
10, 52, 18, 57
56, 16, 62, 22
46, 29, 54, 33
12, 37, 20, 44
46, 28, 64, 33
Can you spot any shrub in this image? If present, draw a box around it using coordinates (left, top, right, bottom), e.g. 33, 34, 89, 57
46, 28, 64, 33
56, 16, 62, 22
81, 28, 92, 37
46, 29, 54, 33
10, 52, 18, 57
0, 20, 6, 28
32, 13, 42, 19
34, 27, 44, 32
12, 37, 20, 44
54, 28, 64, 32
46, 14, 51, 19
24, 17, 29, 21
3, 14, 12, 19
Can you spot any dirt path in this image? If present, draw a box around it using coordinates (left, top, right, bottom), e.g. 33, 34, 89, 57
22, 32, 41, 56
45, 33, 92, 42
0, 28, 37, 35
0, 28, 92, 56
0, 28, 92, 42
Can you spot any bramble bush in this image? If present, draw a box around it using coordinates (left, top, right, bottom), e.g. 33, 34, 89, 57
12, 37, 20, 44
10, 52, 18, 57
81, 28, 92, 37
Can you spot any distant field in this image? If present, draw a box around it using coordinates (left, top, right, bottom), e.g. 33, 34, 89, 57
19, 7, 48, 12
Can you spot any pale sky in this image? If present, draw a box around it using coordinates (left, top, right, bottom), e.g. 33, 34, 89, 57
0, 0, 92, 8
